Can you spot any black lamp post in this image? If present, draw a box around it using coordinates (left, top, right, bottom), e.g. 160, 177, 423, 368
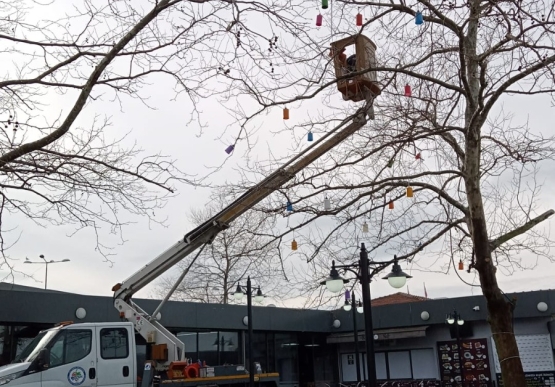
233, 277, 264, 387
320, 243, 412, 387
343, 290, 364, 383
446, 310, 465, 387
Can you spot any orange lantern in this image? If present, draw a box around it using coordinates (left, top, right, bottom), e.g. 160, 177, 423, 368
283, 108, 289, 120
406, 186, 414, 197
292, 239, 298, 250
458, 260, 464, 270
388, 201, 394, 210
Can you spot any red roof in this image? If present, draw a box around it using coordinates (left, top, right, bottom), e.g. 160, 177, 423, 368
371, 292, 429, 307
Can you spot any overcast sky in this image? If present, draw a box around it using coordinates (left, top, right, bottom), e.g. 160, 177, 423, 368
2, 0, 555, 312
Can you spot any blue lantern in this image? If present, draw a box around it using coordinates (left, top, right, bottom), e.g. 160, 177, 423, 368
415, 11, 424, 25
286, 201, 293, 211
307, 132, 314, 142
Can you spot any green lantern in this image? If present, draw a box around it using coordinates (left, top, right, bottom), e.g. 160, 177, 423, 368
322, 0, 328, 9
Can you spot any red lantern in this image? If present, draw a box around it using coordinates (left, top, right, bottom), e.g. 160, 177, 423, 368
404, 84, 412, 97
356, 13, 363, 26
388, 201, 394, 210
458, 260, 464, 270
316, 14, 323, 27
283, 108, 289, 120
415, 153, 421, 160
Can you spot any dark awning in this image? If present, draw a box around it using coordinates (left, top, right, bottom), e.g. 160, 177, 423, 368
326, 325, 429, 344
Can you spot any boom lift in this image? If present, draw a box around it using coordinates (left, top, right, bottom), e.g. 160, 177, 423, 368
111, 90, 379, 379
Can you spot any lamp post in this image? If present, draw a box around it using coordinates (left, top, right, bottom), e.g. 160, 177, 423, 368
343, 290, 363, 383
446, 311, 465, 387
320, 243, 412, 387
233, 277, 264, 387
23, 254, 70, 289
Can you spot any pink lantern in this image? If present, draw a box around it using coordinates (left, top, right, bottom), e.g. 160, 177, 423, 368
404, 84, 412, 97
316, 14, 323, 27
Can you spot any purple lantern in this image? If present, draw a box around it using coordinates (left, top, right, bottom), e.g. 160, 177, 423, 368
225, 144, 234, 154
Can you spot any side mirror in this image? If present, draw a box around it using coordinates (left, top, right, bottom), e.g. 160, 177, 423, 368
37, 348, 50, 370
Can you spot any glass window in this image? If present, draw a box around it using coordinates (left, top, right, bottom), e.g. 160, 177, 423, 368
275, 333, 299, 383
388, 351, 412, 379
100, 328, 128, 359
411, 348, 436, 379
375, 352, 387, 380
177, 332, 198, 360
198, 332, 218, 366
48, 330, 92, 367
218, 332, 239, 365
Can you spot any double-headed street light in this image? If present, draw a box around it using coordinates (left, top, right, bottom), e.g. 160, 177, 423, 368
321, 243, 412, 387
24, 254, 70, 289
233, 277, 265, 387
446, 310, 465, 386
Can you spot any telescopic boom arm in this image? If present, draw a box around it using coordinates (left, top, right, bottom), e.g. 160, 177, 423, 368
112, 92, 376, 368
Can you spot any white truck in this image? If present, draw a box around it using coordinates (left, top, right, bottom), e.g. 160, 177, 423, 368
0, 74, 378, 387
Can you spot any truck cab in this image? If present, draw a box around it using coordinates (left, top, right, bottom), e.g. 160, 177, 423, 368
0, 322, 136, 387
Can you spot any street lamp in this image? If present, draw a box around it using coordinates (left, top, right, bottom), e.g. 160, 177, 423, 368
446, 310, 465, 387
233, 277, 265, 387
320, 243, 412, 387
343, 290, 363, 383
23, 254, 70, 289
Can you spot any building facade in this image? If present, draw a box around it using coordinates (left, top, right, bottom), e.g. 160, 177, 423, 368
1, 283, 554, 387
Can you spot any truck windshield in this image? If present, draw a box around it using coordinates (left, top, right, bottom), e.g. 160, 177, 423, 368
12, 329, 59, 363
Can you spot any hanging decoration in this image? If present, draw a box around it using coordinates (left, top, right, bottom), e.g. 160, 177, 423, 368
415, 11, 424, 25
387, 158, 394, 168
458, 259, 464, 270
388, 201, 394, 210
356, 13, 363, 26
362, 222, 369, 233
286, 201, 293, 211
308, 131, 314, 142
225, 145, 235, 154
283, 107, 290, 119
316, 14, 323, 27
292, 239, 298, 250
415, 153, 421, 160
404, 84, 412, 97
324, 197, 331, 211
322, 0, 328, 9
406, 186, 414, 198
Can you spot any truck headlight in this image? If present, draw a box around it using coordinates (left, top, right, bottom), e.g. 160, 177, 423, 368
0, 371, 24, 385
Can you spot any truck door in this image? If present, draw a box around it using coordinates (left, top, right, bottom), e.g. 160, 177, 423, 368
40, 327, 97, 387
95, 326, 134, 387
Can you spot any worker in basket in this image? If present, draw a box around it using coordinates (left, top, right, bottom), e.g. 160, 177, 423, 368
329, 48, 357, 75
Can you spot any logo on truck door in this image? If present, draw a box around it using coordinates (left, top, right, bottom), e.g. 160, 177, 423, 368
67, 366, 86, 386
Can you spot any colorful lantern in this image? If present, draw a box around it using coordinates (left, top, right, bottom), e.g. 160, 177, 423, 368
404, 84, 412, 97
362, 222, 369, 233
225, 145, 234, 154
292, 239, 298, 250
388, 201, 394, 210
458, 259, 464, 270
415, 153, 421, 160
286, 201, 293, 211
356, 13, 363, 26
345, 290, 351, 300
415, 11, 424, 25
406, 186, 413, 197
324, 197, 331, 211
308, 132, 314, 142
283, 107, 290, 119
322, 0, 328, 9
316, 14, 323, 27
387, 158, 394, 168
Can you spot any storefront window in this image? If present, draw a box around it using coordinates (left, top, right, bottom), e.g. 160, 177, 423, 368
198, 332, 218, 366
275, 333, 299, 383
218, 332, 239, 365
177, 332, 198, 360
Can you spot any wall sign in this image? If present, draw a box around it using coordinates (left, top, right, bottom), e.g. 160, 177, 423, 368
437, 338, 491, 387
496, 372, 555, 387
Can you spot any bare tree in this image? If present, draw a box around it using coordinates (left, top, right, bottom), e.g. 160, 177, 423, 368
0, 0, 322, 277
156, 189, 293, 305
218, 1, 555, 386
